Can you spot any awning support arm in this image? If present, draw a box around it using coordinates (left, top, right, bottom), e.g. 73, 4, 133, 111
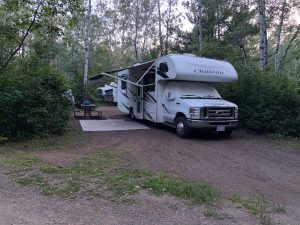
136, 60, 157, 84
95, 72, 143, 87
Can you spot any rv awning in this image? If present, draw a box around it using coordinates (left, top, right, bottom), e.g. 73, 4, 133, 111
89, 60, 156, 82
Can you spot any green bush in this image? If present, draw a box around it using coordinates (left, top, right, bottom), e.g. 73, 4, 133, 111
0, 62, 72, 141
218, 65, 300, 136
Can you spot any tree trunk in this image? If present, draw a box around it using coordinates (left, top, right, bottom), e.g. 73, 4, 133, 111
216, 2, 220, 39
157, 0, 163, 56
72, 19, 80, 80
165, 0, 172, 55
274, 0, 286, 71
197, 0, 203, 56
141, 7, 152, 57
83, 0, 92, 101
258, 0, 268, 71
134, 0, 140, 61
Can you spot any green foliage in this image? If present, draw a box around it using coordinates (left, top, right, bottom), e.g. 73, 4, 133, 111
142, 174, 219, 204
231, 194, 273, 225
0, 61, 72, 141
218, 64, 300, 136
17, 175, 80, 196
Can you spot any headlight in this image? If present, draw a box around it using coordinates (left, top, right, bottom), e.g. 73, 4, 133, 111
189, 107, 201, 119
234, 107, 238, 119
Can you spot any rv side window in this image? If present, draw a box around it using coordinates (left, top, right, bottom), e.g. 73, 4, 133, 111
121, 80, 126, 90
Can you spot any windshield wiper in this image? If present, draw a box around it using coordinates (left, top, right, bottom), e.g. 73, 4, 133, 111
180, 95, 203, 99
201, 95, 222, 99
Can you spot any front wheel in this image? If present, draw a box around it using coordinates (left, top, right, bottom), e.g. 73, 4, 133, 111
175, 117, 191, 138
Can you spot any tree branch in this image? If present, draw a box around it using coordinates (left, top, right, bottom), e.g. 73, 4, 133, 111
0, 4, 40, 72
279, 25, 300, 69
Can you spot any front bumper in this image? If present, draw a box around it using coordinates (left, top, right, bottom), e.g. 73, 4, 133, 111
187, 119, 238, 130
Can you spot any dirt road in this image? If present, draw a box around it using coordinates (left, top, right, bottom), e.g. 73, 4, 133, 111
1, 106, 299, 225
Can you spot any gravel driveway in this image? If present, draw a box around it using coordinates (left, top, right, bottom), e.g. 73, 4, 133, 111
1, 106, 299, 225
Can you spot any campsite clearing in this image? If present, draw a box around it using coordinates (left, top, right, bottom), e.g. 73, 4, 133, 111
0, 106, 299, 225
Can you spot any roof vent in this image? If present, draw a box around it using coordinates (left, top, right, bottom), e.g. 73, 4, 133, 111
183, 53, 196, 57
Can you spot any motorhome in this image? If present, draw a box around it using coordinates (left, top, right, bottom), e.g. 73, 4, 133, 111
96, 82, 117, 103
90, 54, 238, 138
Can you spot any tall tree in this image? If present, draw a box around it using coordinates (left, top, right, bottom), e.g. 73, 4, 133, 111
274, 0, 287, 71
157, 0, 163, 56
133, 0, 140, 61
197, 0, 203, 56
83, 0, 92, 100
0, 0, 81, 72
258, 0, 268, 70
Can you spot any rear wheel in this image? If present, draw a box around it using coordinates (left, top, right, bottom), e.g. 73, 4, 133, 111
175, 117, 190, 138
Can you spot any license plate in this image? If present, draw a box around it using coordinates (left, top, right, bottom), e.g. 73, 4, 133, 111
217, 125, 225, 132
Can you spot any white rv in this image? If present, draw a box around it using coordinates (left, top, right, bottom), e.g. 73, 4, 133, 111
96, 82, 118, 103
90, 54, 238, 138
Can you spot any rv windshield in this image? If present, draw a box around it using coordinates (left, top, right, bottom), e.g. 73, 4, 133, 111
174, 82, 222, 99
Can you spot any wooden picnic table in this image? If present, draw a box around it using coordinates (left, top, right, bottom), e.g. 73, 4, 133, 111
81, 104, 96, 116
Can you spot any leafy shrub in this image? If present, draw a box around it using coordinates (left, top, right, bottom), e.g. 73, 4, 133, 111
218, 64, 300, 136
0, 62, 72, 141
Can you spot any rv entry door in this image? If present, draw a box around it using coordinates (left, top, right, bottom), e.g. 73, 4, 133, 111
135, 86, 144, 119
142, 70, 156, 122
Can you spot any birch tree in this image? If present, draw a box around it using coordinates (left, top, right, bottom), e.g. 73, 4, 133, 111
72, 14, 81, 78
197, 0, 203, 56
164, 0, 182, 55
258, 0, 268, 70
274, 0, 287, 71
157, 0, 163, 56
83, 0, 91, 100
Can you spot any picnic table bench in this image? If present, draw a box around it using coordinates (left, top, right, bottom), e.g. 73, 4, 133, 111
74, 104, 102, 119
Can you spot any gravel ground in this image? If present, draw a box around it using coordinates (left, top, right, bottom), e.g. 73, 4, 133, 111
0, 172, 259, 225
1, 106, 299, 225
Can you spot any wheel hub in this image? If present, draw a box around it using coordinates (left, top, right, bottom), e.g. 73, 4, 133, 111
176, 121, 184, 135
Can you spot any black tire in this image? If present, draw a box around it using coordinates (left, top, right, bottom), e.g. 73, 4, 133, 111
129, 108, 135, 120
217, 130, 232, 138
175, 117, 190, 138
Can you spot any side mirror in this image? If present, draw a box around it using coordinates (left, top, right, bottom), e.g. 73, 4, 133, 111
159, 62, 169, 73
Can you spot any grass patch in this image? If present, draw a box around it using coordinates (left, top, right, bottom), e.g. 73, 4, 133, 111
203, 208, 231, 220
232, 194, 273, 225
142, 174, 218, 204
7, 149, 219, 204
232, 194, 264, 215
40, 152, 118, 177
17, 175, 81, 197
107, 168, 152, 195
107, 169, 218, 204
0, 127, 83, 153
17, 175, 57, 195
0, 151, 41, 172
57, 181, 81, 197
271, 203, 286, 213
1, 131, 219, 204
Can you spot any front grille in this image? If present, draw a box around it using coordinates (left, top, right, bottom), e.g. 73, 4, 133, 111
202, 107, 234, 120
209, 122, 231, 126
